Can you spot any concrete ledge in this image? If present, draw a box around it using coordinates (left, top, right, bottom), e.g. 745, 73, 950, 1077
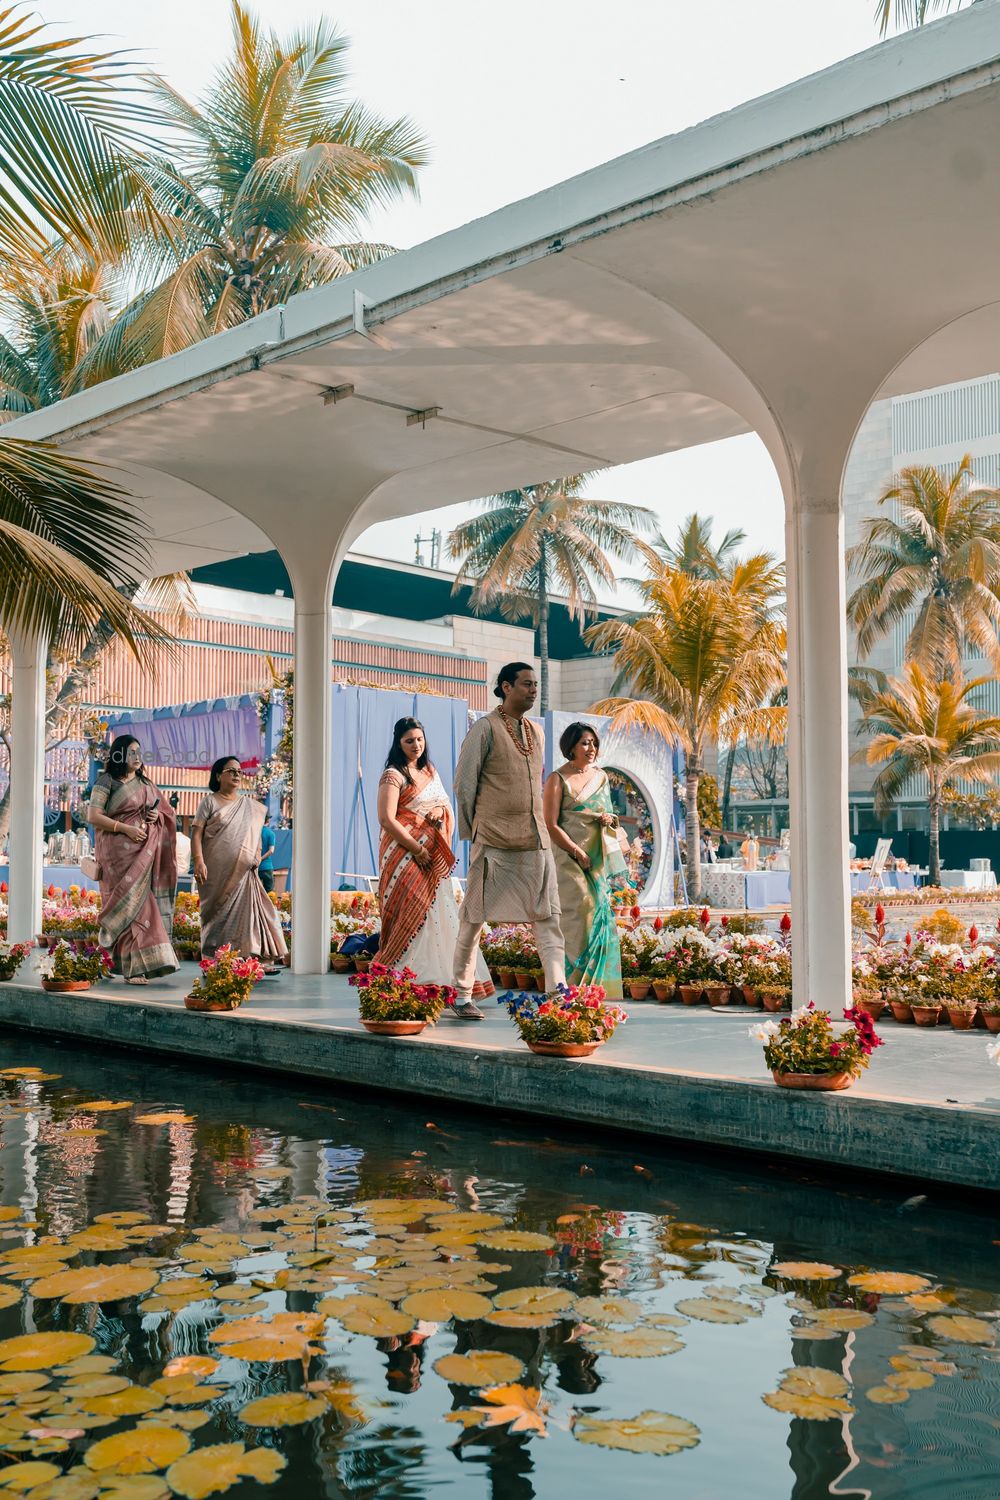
1, 983, 997, 1192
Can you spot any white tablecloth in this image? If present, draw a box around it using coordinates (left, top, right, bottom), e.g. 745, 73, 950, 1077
939, 869, 997, 890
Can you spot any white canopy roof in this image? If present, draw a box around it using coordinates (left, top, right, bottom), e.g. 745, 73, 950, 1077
7, 5, 1000, 587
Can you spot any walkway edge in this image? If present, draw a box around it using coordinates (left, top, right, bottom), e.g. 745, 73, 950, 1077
0, 985, 996, 1191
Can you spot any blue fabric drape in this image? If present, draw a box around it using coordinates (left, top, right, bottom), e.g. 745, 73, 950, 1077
329, 686, 470, 886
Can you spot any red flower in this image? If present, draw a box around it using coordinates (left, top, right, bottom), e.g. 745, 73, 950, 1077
904, 932, 912, 947
829, 1042, 841, 1056
970, 924, 979, 944
721, 914, 729, 927
653, 915, 663, 932
779, 913, 792, 934
0, 881, 7, 894
875, 903, 885, 925
700, 907, 710, 927
630, 905, 641, 921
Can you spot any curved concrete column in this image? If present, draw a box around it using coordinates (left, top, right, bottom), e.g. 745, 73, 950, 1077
287, 562, 335, 976
783, 498, 851, 1009
6, 628, 47, 945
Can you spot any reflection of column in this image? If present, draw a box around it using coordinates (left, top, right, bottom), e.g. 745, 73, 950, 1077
783, 1337, 870, 1500
7, 627, 47, 943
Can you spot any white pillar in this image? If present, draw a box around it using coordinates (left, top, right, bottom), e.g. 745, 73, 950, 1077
290, 574, 333, 975
7, 629, 47, 945
785, 501, 851, 1009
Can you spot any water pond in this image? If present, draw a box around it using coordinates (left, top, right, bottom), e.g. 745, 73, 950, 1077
0, 1032, 997, 1499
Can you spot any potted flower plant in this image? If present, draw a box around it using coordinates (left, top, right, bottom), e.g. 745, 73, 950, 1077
751, 1002, 883, 1091
350, 961, 454, 1036
851, 972, 885, 1022
499, 983, 627, 1057
185, 945, 265, 1011
0, 942, 31, 982
40, 939, 112, 993
668, 936, 716, 1004
978, 998, 1000, 1034
619, 927, 659, 1000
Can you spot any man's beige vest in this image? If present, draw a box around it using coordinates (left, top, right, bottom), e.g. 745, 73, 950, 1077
473, 709, 549, 850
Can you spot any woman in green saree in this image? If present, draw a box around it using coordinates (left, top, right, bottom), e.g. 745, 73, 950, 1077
543, 722, 630, 998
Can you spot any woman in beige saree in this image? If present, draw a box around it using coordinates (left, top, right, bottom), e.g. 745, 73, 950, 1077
88, 735, 179, 984
192, 758, 286, 969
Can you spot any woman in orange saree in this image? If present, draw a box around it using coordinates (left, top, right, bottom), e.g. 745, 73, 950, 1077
377, 718, 493, 1020
88, 735, 179, 984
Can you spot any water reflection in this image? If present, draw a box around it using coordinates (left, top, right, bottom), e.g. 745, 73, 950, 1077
0, 1038, 996, 1499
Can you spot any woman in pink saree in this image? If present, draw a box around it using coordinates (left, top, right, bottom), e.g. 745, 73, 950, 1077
88, 735, 179, 984
192, 757, 286, 969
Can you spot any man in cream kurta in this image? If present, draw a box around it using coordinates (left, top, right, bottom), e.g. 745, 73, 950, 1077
451, 663, 566, 1018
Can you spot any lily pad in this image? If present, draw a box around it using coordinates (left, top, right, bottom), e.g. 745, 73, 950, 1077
432, 1351, 526, 1387
574, 1409, 701, 1454
165, 1442, 285, 1497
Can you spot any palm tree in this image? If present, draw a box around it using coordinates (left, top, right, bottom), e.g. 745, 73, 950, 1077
875, 0, 974, 37
854, 661, 1000, 885
846, 456, 1000, 674
70, 2, 428, 383
0, 6, 163, 274
0, 248, 116, 415
658, 513, 747, 579
0, 437, 173, 660
586, 562, 786, 902
447, 476, 656, 712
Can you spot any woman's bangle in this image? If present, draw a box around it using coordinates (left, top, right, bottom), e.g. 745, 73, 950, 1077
113, 822, 119, 835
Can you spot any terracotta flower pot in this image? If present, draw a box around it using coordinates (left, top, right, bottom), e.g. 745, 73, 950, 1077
628, 980, 651, 1000
360, 1019, 427, 1036
41, 978, 92, 993
761, 993, 784, 1013
679, 984, 704, 1005
742, 986, 760, 1007
499, 968, 518, 990
353, 956, 371, 974
772, 1070, 854, 1092
855, 997, 885, 1021
652, 981, 674, 1002
514, 970, 535, 991
889, 1000, 913, 1023
184, 992, 243, 1012
526, 1039, 602, 1057
947, 1008, 976, 1031
983, 1012, 1000, 1033
704, 984, 730, 1007
330, 954, 353, 973
973, 1005, 988, 1029
911, 1004, 942, 1026
487, 966, 500, 983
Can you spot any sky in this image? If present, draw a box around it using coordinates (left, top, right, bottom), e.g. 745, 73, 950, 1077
59, 0, 904, 599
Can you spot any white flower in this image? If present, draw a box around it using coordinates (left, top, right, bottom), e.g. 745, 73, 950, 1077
749, 1021, 780, 1043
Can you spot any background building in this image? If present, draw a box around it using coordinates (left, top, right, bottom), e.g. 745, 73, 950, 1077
843, 372, 1000, 840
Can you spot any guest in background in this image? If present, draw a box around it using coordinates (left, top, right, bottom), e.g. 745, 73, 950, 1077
258, 809, 276, 894
543, 722, 628, 998
88, 735, 178, 985
717, 832, 735, 860
192, 757, 286, 973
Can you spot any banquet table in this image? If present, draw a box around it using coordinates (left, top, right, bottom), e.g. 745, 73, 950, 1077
938, 869, 997, 890
700, 867, 918, 910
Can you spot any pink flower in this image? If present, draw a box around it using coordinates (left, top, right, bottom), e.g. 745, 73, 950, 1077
830, 1042, 841, 1057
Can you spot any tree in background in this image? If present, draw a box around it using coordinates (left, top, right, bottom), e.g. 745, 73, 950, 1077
854, 661, 1000, 885
657, 512, 747, 580
69, 2, 427, 383
448, 475, 655, 713
586, 561, 786, 903
875, 0, 976, 36
847, 457, 1000, 676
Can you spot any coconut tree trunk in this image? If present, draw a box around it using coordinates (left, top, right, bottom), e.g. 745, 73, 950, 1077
685, 759, 702, 903
928, 777, 942, 886
537, 536, 550, 714
720, 742, 736, 831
